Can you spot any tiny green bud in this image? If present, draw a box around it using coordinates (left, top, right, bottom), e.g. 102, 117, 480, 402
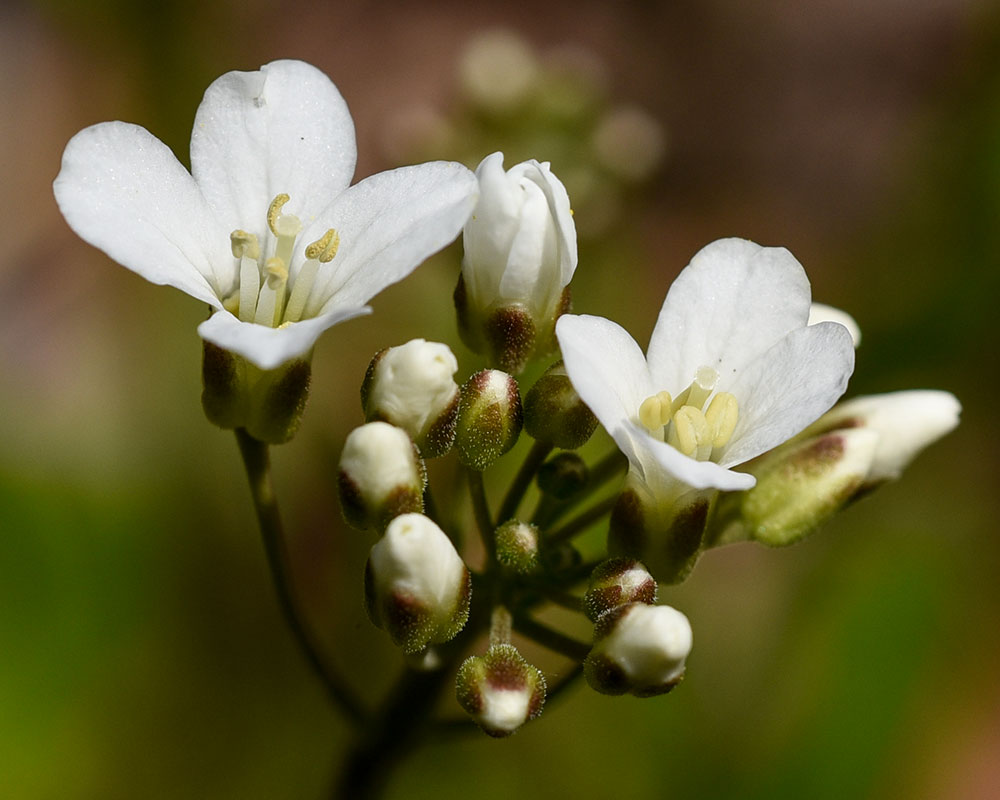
536, 452, 589, 499
585, 602, 692, 697
583, 558, 657, 622
742, 429, 878, 547
456, 643, 546, 737
495, 520, 541, 575
361, 339, 460, 458
455, 369, 523, 470
523, 360, 598, 448
201, 341, 311, 444
338, 422, 425, 532
364, 513, 471, 653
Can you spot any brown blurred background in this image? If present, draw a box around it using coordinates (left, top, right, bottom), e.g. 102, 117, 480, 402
1, 0, 997, 798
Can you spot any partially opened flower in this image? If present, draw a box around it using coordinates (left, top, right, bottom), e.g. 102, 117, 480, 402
556, 238, 856, 578
54, 60, 478, 441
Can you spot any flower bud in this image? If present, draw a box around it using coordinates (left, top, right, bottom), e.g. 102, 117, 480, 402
495, 520, 541, 575
801, 390, 961, 485
364, 514, 471, 653
536, 452, 589, 499
455, 369, 523, 470
361, 339, 461, 458
457, 152, 577, 373
456, 643, 546, 737
585, 602, 692, 697
201, 342, 311, 444
583, 558, 657, 622
608, 471, 713, 584
338, 422, 425, 532
741, 429, 879, 547
523, 360, 598, 448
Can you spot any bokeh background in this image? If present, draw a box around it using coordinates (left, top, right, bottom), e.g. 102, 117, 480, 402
2, 0, 998, 797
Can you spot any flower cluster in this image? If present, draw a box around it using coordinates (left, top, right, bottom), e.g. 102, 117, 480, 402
54, 59, 960, 745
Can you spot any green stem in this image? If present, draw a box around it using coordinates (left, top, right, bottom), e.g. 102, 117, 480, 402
466, 467, 495, 562
534, 449, 626, 527
497, 440, 553, 524
546, 494, 618, 545
235, 428, 365, 726
513, 613, 591, 661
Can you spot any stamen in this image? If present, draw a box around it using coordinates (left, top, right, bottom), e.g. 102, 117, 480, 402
222, 291, 241, 315
239, 254, 260, 323
667, 406, 709, 458
705, 392, 739, 448
282, 259, 319, 324
230, 230, 260, 260
638, 390, 673, 432
305, 228, 340, 263
267, 194, 291, 235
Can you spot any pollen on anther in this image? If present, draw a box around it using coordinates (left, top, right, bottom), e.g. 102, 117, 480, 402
267, 194, 291, 235
305, 228, 340, 262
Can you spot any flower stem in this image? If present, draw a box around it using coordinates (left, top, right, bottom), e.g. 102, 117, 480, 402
235, 428, 365, 726
497, 440, 553, 524
533, 449, 626, 527
545, 494, 618, 545
512, 613, 591, 661
466, 467, 495, 562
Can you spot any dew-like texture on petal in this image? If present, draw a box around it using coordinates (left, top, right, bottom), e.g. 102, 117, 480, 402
556, 314, 653, 437
646, 238, 812, 392
53, 122, 230, 307
304, 162, 478, 315
198, 306, 370, 370
721, 322, 855, 466
190, 60, 356, 238
625, 423, 756, 491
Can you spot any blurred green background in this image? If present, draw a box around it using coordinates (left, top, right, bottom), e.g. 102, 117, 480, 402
2, 0, 997, 797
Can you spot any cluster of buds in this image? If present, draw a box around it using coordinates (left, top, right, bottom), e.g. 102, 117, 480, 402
582, 559, 693, 696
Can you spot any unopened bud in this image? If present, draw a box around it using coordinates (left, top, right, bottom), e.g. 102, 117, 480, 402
742, 429, 878, 547
585, 602, 692, 697
495, 520, 541, 575
361, 339, 461, 458
364, 513, 471, 653
201, 342, 311, 444
455, 369, 523, 470
338, 422, 425, 532
456, 643, 546, 737
583, 558, 657, 622
524, 360, 598, 448
536, 452, 589, 499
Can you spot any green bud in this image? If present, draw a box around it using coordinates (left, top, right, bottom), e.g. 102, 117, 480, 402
495, 520, 541, 575
583, 558, 657, 622
741, 429, 878, 547
523, 360, 598, 448
338, 422, 426, 533
456, 643, 546, 737
201, 341, 311, 444
455, 369, 523, 470
536, 452, 589, 499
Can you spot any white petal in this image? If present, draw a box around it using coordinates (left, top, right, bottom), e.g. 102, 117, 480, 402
556, 314, 653, 440
190, 60, 356, 236
646, 238, 813, 392
499, 179, 553, 303
623, 422, 756, 492
198, 306, 370, 370
512, 159, 577, 287
721, 321, 855, 467
809, 302, 861, 348
462, 152, 522, 303
54, 122, 230, 307
303, 161, 478, 314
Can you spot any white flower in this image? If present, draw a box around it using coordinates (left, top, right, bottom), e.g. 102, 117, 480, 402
556, 238, 857, 497
53, 60, 478, 371
457, 152, 577, 371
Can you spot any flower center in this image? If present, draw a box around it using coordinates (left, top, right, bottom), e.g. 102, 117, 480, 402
222, 194, 340, 328
638, 366, 739, 462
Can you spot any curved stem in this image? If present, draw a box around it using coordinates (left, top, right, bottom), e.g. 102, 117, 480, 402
466, 467, 495, 563
512, 613, 591, 661
235, 428, 365, 726
534, 449, 626, 527
497, 440, 553, 524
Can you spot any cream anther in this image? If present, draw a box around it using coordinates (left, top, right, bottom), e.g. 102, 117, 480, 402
267, 194, 291, 235
667, 406, 709, 458
638, 390, 673, 432
705, 392, 739, 449
305, 228, 340, 263
230, 229, 260, 259
265, 257, 288, 288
